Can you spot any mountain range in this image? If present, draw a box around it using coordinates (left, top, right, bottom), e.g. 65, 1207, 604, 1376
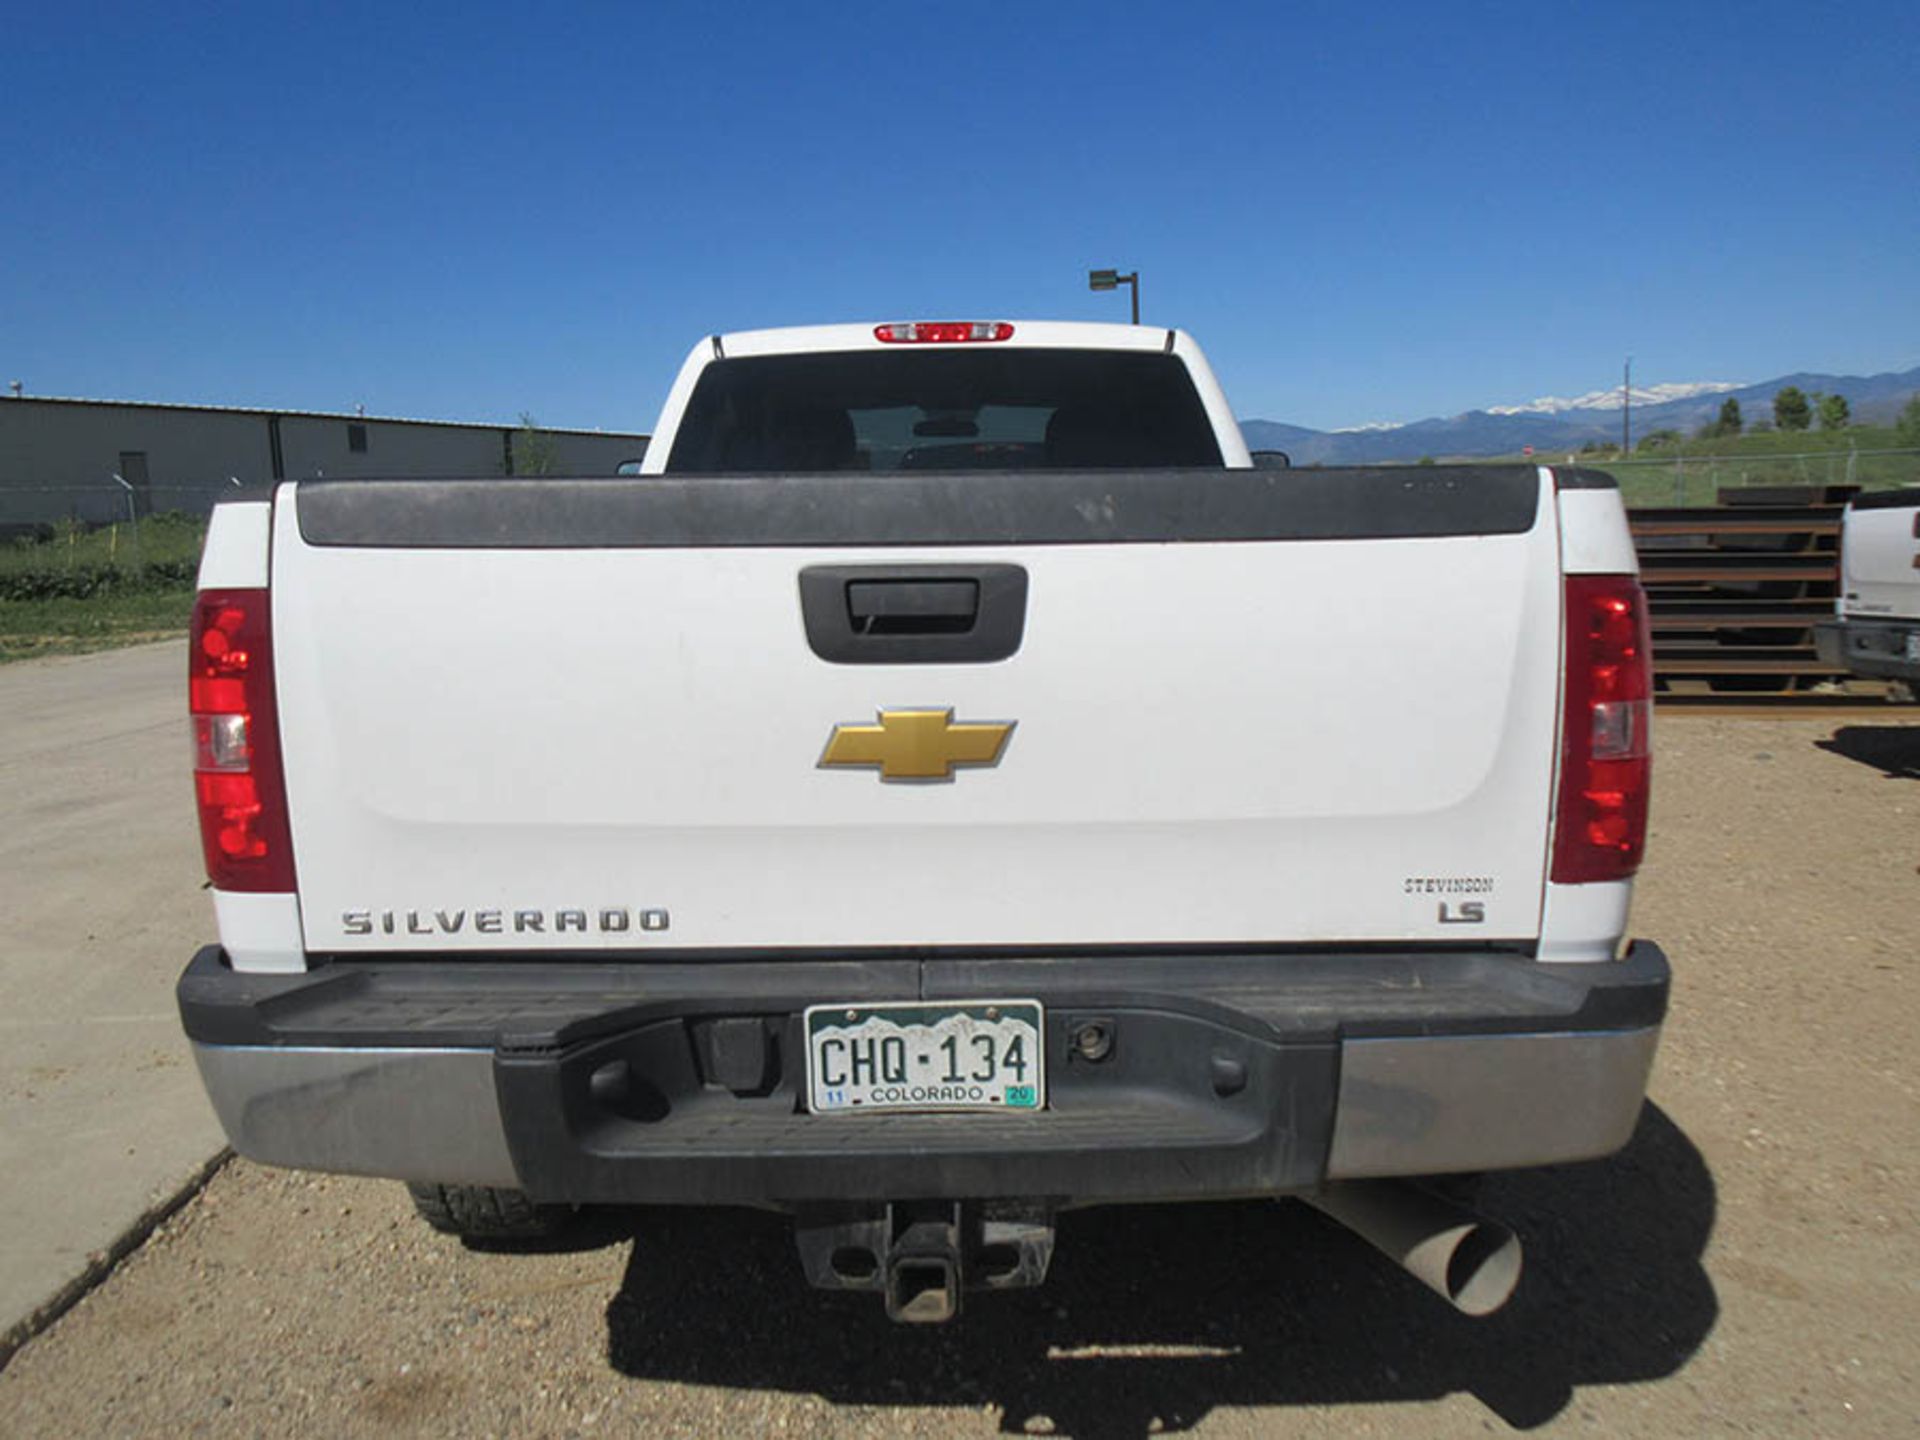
1240, 365, 1920, 465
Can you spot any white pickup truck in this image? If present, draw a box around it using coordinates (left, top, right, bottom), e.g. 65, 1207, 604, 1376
1814, 488, 1920, 690
178, 320, 1668, 1322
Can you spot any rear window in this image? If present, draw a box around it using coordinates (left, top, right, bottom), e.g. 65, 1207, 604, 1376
665, 349, 1223, 473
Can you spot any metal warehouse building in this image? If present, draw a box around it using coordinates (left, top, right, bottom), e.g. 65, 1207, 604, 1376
0, 394, 650, 531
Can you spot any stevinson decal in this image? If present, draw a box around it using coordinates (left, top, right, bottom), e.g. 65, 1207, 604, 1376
1403, 876, 1494, 926
342, 906, 669, 937
1402, 876, 1495, 895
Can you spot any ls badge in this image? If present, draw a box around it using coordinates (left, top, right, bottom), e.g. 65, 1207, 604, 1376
820, 708, 1015, 782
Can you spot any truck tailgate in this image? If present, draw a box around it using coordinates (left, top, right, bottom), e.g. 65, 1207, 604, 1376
270, 468, 1564, 954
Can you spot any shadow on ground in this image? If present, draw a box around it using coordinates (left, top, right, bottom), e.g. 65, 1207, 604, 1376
1817, 725, 1920, 779
599, 1104, 1715, 1435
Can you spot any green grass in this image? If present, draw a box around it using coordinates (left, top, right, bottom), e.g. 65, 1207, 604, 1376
0, 587, 195, 663
1576, 421, 1907, 461
0, 514, 205, 663
0, 512, 207, 576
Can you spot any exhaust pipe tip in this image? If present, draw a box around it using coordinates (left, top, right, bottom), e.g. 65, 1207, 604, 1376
1426, 1213, 1522, 1317
1303, 1181, 1522, 1317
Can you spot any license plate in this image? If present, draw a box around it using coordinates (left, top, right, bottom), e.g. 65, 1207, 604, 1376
1905, 632, 1920, 663
804, 1001, 1045, 1113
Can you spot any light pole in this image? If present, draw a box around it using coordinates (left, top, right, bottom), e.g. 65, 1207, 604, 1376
1088, 268, 1139, 324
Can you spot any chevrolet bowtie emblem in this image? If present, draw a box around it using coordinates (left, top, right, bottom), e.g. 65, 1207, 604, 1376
820, 708, 1015, 782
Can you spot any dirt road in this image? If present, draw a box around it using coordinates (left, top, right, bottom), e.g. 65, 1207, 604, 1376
1, 714, 1915, 1437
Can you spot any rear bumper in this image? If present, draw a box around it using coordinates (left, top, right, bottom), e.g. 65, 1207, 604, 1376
1815, 617, 1920, 681
179, 942, 1669, 1206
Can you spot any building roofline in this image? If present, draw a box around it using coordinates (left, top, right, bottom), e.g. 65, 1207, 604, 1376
0, 393, 647, 440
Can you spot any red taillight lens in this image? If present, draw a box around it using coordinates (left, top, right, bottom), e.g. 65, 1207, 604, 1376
873, 321, 1015, 344
190, 589, 295, 891
1551, 575, 1652, 884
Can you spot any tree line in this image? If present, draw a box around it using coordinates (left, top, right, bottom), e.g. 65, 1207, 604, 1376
1573, 389, 1920, 455
1694, 387, 1854, 440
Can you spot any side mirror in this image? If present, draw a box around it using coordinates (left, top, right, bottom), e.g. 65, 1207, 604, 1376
1251, 450, 1291, 470
615, 459, 646, 476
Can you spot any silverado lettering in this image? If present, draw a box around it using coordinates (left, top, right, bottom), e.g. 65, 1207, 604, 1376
341, 907, 670, 936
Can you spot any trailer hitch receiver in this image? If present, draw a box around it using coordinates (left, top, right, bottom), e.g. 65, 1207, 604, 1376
794, 1201, 1056, 1323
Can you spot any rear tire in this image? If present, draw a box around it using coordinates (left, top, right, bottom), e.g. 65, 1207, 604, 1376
406, 1182, 569, 1240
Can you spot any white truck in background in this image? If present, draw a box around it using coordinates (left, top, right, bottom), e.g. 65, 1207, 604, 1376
177, 320, 1669, 1322
1815, 489, 1920, 693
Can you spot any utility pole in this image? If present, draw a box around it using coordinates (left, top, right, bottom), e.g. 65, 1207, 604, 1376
1622, 356, 1632, 454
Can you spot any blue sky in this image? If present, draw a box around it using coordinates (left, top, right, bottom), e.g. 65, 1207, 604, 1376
3, 1, 1915, 432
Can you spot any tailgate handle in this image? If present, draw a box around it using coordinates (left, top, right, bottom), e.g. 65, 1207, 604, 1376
846, 579, 979, 633
800, 564, 1027, 665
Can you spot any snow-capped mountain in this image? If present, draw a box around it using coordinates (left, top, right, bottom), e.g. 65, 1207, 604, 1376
1240, 365, 1920, 465
1485, 381, 1742, 417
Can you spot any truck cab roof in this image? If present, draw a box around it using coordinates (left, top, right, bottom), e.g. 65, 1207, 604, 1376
642, 320, 1249, 474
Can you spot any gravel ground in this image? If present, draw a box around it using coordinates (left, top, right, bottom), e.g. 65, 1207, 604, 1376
1, 713, 1915, 1438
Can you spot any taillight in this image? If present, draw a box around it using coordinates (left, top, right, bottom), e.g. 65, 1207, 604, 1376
873, 322, 1015, 344
190, 589, 295, 891
1551, 575, 1652, 884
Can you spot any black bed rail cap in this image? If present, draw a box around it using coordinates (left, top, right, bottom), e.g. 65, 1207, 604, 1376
293, 465, 1543, 549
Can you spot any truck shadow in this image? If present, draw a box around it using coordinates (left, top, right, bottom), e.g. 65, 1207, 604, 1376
1816, 724, 1920, 779
600, 1103, 1716, 1434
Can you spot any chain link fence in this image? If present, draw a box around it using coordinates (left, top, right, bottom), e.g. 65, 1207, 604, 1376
0, 483, 233, 601
0, 479, 246, 538
1591, 447, 1920, 508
